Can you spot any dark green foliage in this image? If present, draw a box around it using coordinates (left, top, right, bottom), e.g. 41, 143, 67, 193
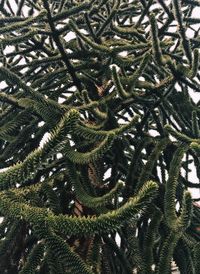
0, 0, 200, 273
19, 242, 45, 274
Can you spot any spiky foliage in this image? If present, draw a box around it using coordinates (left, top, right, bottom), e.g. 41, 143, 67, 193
0, 0, 200, 273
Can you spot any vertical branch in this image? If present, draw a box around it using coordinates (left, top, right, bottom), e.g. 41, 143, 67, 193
42, 0, 83, 93
164, 144, 188, 228
149, 13, 163, 65
172, 0, 192, 63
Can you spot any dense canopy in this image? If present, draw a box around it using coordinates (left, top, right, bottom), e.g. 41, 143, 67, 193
0, 0, 200, 273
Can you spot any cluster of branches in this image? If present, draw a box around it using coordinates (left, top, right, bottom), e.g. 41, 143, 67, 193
0, 0, 200, 273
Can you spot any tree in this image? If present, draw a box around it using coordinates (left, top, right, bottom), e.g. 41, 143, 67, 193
0, 0, 200, 273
